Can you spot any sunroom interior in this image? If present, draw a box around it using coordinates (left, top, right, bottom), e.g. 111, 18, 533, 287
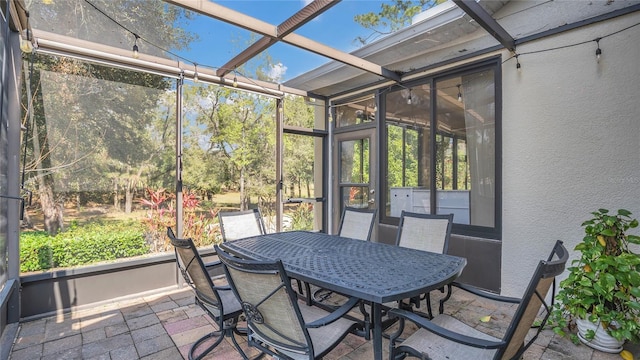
1, 0, 640, 357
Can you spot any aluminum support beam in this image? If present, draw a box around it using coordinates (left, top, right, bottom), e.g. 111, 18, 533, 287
218, 0, 340, 77
167, 0, 401, 82
453, 0, 515, 52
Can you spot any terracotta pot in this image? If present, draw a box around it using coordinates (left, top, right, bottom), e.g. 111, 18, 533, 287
575, 318, 624, 353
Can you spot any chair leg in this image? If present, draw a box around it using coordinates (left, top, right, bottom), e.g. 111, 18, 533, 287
312, 288, 334, 303
190, 318, 252, 360
188, 330, 225, 360
425, 293, 435, 319
438, 284, 453, 315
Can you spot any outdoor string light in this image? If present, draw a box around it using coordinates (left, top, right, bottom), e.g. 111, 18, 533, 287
193, 63, 199, 82
132, 34, 140, 59
595, 38, 602, 62
515, 54, 521, 71
233, 70, 238, 87
457, 84, 462, 102
407, 89, 412, 105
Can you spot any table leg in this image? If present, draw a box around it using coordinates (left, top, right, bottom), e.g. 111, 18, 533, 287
372, 302, 382, 360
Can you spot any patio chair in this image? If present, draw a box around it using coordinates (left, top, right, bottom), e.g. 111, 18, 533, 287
395, 211, 454, 318
219, 208, 267, 241
388, 240, 568, 360
215, 244, 362, 360
167, 227, 248, 360
312, 206, 377, 303
338, 206, 377, 241
219, 208, 309, 301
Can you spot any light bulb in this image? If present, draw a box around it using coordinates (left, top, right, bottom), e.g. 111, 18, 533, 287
407, 97, 412, 105
132, 35, 140, 59
596, 47, 602, 62
233, 75, 238, 88
457, 84, 462, 102
193, 64, 199, 83
20, 38, 33, 53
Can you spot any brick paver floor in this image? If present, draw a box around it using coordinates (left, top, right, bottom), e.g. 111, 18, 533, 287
9, 286, 640, 359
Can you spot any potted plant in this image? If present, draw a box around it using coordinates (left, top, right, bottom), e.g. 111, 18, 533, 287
550, 208, 640, 353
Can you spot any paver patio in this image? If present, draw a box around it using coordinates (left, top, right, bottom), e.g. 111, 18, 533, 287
8, 286, 639, 359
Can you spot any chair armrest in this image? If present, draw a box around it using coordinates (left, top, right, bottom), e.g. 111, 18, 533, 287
306, 296, 360, 328
388, 308, 506, 349
452, 282, 521, 304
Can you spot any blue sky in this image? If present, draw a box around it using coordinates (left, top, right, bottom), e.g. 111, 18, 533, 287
177, 1, 390, 81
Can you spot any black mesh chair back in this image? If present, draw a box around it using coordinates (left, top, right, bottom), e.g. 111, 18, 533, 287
167, 227, 247, 360
219, 209, 267, 241
338, 206, 377, 241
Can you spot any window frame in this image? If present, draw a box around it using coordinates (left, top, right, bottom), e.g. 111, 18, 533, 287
380, 57, 502, 240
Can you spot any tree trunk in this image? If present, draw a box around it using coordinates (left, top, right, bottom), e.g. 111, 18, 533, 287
125, 186, 133, 213
27, 63, 63, 234
37, 175, 62, 234
239, 165, 247, 210
113, 180, 120, 210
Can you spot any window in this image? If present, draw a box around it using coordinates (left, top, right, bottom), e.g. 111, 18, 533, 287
335, 96, 376, 128
282, 96, 327, 232
382, 60, 500, 238
339, 138, 370, 208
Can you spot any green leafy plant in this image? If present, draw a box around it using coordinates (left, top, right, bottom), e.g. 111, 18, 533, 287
290, 203, 314, 231
550, 209, 640, 345
20, 220, 148, 272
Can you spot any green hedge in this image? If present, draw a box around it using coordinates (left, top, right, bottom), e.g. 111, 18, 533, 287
20, 221, 150, 272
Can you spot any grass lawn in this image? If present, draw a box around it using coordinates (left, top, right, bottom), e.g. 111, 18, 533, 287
211, 191, 241, 207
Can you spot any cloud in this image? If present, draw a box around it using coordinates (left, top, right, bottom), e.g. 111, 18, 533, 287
268, 63, 288, 81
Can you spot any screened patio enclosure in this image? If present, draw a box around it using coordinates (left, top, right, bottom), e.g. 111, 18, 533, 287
2, 1, 640, 358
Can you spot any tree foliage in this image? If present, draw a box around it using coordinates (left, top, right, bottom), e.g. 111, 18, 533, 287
21, 0, 194, 233
354, 0, 447, 44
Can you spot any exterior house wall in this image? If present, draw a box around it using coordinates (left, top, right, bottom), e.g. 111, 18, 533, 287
500, 12, 640, 297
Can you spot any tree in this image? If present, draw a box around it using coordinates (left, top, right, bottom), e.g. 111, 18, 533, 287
181, 38, 284, 214
354, 0, 447, 44
215, 89, 275, 210
21, 0, 195, 233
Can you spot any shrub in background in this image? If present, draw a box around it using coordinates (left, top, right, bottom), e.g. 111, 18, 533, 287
20, 220, 148, 272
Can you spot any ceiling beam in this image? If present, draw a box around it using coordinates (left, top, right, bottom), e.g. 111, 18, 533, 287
453, 0, 515, 52
32, 29, 310, 97
217, 0, 340, 77
167, 0, 401, 82
282, 32, 400, 82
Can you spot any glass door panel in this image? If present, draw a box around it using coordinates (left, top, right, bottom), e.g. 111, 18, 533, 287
334, 129, 376, 235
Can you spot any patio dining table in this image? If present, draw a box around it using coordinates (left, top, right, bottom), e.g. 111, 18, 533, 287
219, 230, 467, 360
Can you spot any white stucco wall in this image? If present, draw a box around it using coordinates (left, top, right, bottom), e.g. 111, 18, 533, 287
500, 12, 640, 296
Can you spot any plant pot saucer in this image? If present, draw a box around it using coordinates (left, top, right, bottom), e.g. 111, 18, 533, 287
577, 332, 623, 353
